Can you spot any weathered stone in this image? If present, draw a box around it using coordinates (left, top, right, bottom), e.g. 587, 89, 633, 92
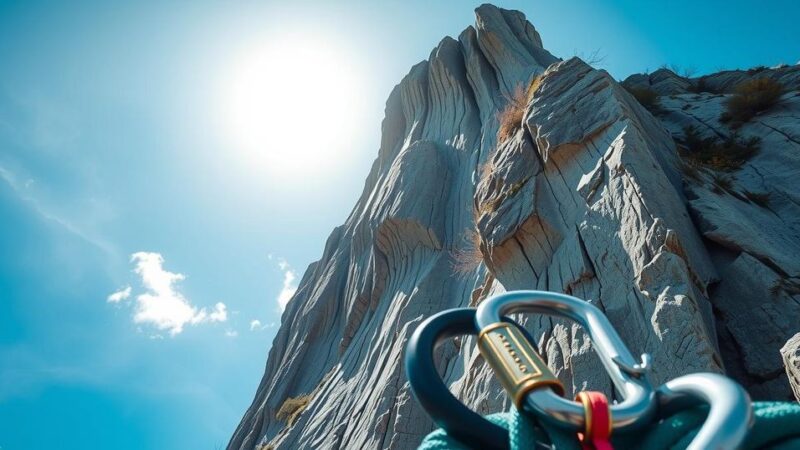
623, 68, 692, 95
623, 64, 800, 95
647, 65, 800, 400
712, 253, 800, 380
782, 333, 800, 401
230, 5, 800, 450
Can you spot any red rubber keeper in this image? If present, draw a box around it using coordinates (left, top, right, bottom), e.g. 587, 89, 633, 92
575, 391, 613, 450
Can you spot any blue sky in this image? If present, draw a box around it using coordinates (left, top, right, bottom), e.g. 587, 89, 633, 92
0, 1, 797, 449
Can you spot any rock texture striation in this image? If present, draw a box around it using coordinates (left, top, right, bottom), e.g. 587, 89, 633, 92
229, 5, 800, 449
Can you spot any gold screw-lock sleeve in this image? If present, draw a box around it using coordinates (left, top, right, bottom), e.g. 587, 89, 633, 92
478, 322, 564, 408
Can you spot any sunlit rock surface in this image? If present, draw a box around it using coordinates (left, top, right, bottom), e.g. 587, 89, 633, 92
783, 333, 800, 401
229, 5, 800, 449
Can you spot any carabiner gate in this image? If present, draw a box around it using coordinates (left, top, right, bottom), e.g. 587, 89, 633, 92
475, 290, 656, 431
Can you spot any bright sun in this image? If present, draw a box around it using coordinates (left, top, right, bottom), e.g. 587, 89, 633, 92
224, 32, 366, 179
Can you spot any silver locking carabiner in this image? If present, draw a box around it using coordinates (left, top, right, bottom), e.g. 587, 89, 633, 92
475, 290, 656, 431
405, 290, 754, 448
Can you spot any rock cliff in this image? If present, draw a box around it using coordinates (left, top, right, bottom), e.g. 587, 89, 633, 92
229, 5, 800, 449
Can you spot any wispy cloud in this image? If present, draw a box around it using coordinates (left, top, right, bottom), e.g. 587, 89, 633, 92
249, 319, 276, 331
0, 164, 116, 256
268, 254, 297, 311
107, 286, 131, 303
108, 252, 228, 336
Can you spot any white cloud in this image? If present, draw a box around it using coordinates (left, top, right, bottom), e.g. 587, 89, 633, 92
267, 254, 301, 310
107, 286, 131, 303
224, 330, 238, 338
275, 259, 298, 311
268, 255, 299, 310
208, 302, 228, 322
249, 319, 277, 331
109, 252, 228, 336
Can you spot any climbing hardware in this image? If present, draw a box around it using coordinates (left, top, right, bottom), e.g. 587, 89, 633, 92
406, 291, 800, 449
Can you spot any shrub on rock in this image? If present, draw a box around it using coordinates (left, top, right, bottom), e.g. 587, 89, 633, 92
679, 126, 759, 171
497, 76, 542, 142
276, 394, 312, 426
625, 86, 662, 114
722, 78, 784, 125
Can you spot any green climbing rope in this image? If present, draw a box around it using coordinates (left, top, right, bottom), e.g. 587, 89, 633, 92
418, 402, 800, 450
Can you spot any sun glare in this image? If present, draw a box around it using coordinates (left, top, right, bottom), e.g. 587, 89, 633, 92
224, 32, 366, 179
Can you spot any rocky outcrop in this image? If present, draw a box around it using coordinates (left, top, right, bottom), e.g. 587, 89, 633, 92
623, 65, 800, 96
783, 333, 800, 401
229, 5, 800, 449
626, 70, 800, 398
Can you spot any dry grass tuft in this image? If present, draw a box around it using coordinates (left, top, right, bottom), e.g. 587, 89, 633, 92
477, 185, 529, 218
496, 85, 527, 142
479, 159, 495, 185
711, 173, 733, 194
276, 394, 313, 426
496, 76, 542, 142
625, 86, 662, 114
679, 126, 759, 172
477, 198, 502, 218
689, 77, 718, 94
452, 229, 484, 276
770, 278, 800, 297
678, 159, 703, 182
721, 78, 784, 126
474, 158, 498, 218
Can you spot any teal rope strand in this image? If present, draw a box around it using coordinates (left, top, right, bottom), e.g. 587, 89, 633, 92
419, 402, 800, 450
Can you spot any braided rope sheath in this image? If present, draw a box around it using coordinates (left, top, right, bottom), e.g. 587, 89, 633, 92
418, 402, 800, 450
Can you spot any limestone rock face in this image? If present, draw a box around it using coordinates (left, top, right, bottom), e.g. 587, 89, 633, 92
229, 5, 800, 450
635, 73, 800, 399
